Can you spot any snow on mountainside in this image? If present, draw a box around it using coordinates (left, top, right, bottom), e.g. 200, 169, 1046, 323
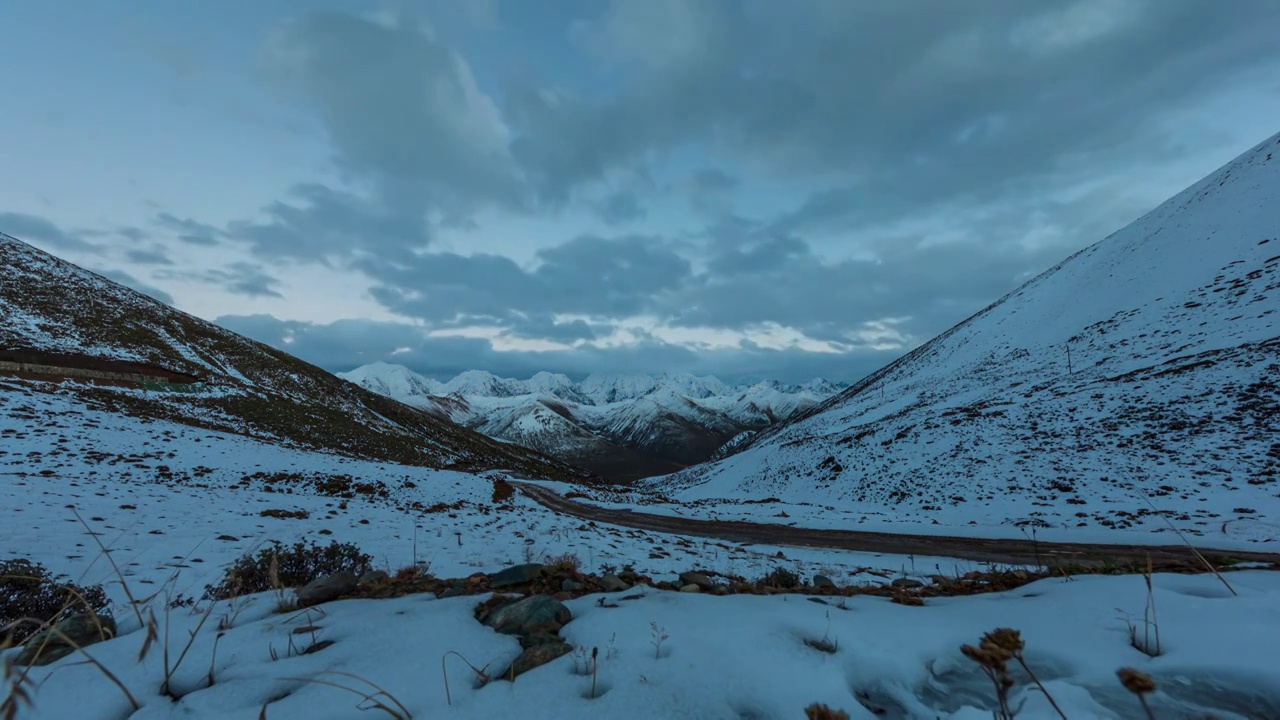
340, 363, 841, 481
644, 131, 1280, 541
0, 234, 591, 483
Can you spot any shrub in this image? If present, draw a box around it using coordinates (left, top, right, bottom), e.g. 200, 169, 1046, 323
491, 477, 515, 504
1, 558, 109, 645
204, 541, 372, 600
759, 566, 800, 589
546, 553, 581, 574
259, 509, 310, 519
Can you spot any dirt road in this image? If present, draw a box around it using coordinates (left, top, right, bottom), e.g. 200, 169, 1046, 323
515, 483, 1280, 568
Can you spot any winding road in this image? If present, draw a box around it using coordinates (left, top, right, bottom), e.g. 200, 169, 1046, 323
514, 482, 1280, 568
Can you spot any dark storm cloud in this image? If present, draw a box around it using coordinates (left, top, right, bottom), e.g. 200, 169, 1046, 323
0, 212, 98, 253
215, 313, 872, 384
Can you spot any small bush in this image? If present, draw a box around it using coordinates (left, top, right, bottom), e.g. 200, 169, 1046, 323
759, 566, 800, 589
1, 558, 110, 645
491, 477, 515, 504
546, 553, 581, 574
204, 541, 372, 600
260, 509, 310, 519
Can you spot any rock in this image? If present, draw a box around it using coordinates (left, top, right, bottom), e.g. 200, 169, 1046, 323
16, 613, 117, 666
500, 641, 572, 680
488, 563, 544, 588
439, 584, 468, 599
358, 570, 390, 587
678, 571, 713, 590
297, 571, 358, 606
891, 578, 924, 590
519, 631, 562, 649
679, 584, 701, 593
600, 574, 629, 592
561, 578, 584, 592
813, 574, 836, 589
483, 595, 572, 636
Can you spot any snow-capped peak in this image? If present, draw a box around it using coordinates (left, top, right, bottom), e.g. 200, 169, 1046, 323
338, 361, 443, 397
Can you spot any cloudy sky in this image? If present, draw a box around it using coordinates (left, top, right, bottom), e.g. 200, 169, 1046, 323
3, 1, 1279, 383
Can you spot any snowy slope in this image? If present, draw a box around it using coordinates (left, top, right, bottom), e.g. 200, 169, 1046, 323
645, 131, 1280, 541
6, 379, 1280, 720
341, 364, 841, 480
0, 235, 589, 483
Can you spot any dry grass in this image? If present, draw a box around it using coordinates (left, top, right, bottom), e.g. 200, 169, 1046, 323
441, 651, 490, 706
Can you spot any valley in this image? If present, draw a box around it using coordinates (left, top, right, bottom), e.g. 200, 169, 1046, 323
341, 362, 841, 482
3, 124, 1280, 720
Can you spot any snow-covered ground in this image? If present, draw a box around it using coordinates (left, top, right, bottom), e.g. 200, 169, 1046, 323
8, 567, 1279, 719
5, 379, 1280, 718
0, 382, 989, 607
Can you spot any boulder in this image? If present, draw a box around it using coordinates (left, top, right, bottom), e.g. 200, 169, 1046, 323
561, 578, 585, 592
600, 574, 629, 592
16, 613, 117, 666
297, 571, 358, 606
679, 584, 701, 593
678, 571, 713, 590
813, 574, 836, 589
483, 595, 572, 636
501, 641, 572, 680
891, 578, 924, 590
488, 563, 545, 588
439, 584, 468, 599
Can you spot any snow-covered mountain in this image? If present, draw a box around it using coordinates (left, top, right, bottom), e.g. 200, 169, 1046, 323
641, 130, 1280, 539
339, 364, 842, 481
0, 234, 591, 484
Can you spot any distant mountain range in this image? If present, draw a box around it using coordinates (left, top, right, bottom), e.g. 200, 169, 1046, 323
340, 363, 844, 481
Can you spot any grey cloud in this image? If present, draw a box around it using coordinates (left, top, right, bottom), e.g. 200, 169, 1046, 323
153, 213, 224, 246
158, 262, 284, 299
0, 212, 98, 253
512, 0, 1280, 216
595, 190, 647, 225
215, 313, 869, 384
263, 10, 523, 219
124, 246, 174, 266
229, 183, 428, 262
364, 234, 692, 323
506, 315, 597, 343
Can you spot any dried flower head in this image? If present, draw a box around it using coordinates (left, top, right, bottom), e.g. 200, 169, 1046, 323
1117, 667, 1157, 694
984, 628, 1024, 655
961, 643, 1009, 672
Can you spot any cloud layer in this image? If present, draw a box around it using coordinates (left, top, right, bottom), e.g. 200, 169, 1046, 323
5, 0, 1280, 382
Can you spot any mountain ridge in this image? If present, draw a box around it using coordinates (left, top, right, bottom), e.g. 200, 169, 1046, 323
640, 130, 1280, 540
339, 363, 842, 481
0, 234, 594, 483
